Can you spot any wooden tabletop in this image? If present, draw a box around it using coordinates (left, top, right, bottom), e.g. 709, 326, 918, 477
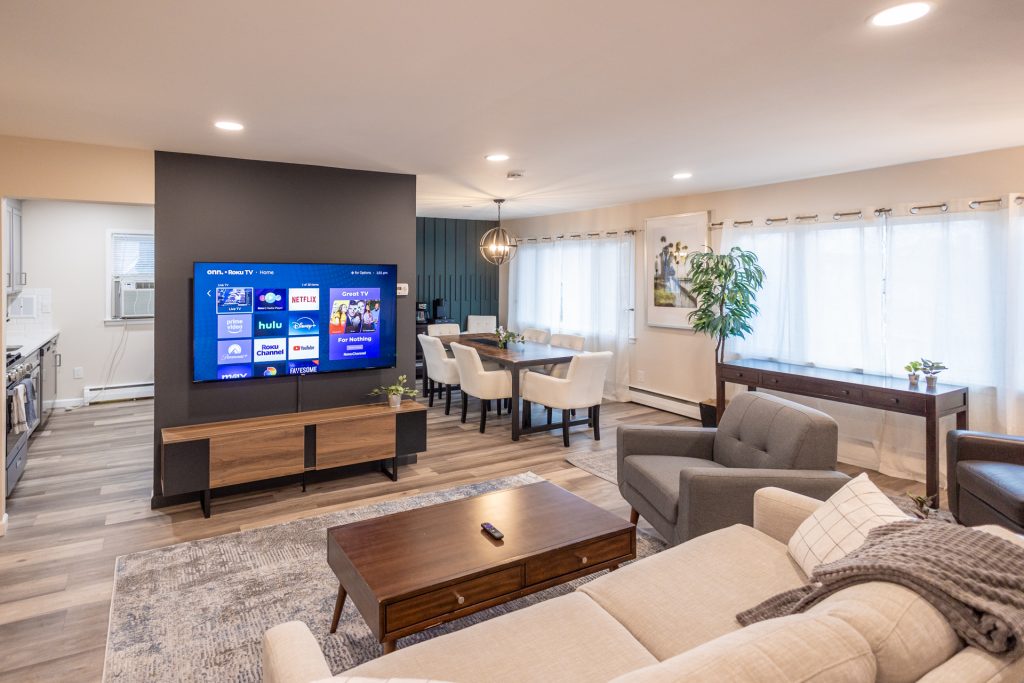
434, 332, 586, 366
723, 358, 968, 396
327, 481, 632, 601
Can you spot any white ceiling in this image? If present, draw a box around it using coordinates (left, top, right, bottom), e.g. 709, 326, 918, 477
1, 1, 1022, 219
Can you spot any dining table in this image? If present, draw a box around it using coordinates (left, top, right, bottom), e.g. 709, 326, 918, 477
434, 333, 588, 441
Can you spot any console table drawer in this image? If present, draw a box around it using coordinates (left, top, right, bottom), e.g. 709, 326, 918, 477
718, 366, 760, 384
385, 567, 522, 632
863, 389, 926, 413
526, 532, 632, 585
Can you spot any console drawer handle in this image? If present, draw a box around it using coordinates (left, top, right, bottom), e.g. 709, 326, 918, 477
454, 592, 466, 605
890, 398, 900, 404
578, 555, 589, 565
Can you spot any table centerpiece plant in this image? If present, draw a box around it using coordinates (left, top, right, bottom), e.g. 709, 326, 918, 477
370, 374, 418, 408
495, 325, 525, 350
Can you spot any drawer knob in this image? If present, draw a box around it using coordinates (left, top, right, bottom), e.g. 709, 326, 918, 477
891, 398, 900, 404
454, 592, 465, 605
579, 555, 589, 565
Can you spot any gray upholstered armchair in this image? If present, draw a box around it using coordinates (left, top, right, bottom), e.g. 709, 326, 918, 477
618, 391, 850, 545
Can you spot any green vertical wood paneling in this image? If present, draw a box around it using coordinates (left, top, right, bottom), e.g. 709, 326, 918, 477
416, 216, 499, 328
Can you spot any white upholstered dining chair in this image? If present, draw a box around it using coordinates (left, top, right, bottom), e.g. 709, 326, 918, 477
418, 334, 461, 415
545, 333, 586, 378
427, 323, 460, 336
522, 327, 551, 344
521, 352, 612, 447
466, 315, 497, 333
451, 342, 512, 434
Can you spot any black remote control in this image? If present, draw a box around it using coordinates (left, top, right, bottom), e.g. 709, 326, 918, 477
481, 522, 504, 540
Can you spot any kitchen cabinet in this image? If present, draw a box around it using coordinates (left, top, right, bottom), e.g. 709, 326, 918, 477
4, 199, 25, 297
39, 337, 59, 429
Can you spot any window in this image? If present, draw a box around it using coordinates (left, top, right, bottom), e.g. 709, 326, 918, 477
107, 231, 155, 320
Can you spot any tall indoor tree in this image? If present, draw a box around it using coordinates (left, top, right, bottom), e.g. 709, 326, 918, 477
687, 246, 765, 364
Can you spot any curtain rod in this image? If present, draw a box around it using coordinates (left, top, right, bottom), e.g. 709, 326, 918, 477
515, 228, 635, 243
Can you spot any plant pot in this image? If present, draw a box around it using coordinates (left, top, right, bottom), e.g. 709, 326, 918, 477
908, 373, 920, 384
925, 375, 937, 389
388, 394, 402, 408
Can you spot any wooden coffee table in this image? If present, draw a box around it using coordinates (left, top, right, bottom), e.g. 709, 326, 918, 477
327, 481, 636, 654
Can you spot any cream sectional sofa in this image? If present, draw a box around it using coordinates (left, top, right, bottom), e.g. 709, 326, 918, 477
263, 487, 1024, 683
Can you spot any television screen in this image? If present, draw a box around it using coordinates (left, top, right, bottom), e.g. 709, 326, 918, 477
193, 262, 398, 382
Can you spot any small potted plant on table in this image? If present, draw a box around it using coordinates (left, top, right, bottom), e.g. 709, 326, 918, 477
495, 325, 524, 350
921, 359, 948, 389
904, 360, 922, 385
371, 374, 418, 408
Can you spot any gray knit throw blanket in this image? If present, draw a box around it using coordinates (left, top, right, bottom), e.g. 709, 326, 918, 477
737, 520, 1024, 657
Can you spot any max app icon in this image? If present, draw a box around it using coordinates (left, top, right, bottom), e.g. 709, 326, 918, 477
288, 337, 320, 360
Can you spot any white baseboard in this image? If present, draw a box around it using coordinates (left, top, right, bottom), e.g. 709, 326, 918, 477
0, 513, 8, 537
82, 382, 154, 406
629, 387, 702, 421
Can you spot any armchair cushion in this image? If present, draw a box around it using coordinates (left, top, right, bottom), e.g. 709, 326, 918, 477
714, 392, 838, 470
957, 461, 1024, 524
623, 455, 724, 523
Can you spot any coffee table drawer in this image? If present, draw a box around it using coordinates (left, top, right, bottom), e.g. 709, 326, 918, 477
385, 567, 522, 632
526, 532, 632, 585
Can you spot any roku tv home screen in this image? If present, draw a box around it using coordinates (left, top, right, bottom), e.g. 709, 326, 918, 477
193, 262, 397, 382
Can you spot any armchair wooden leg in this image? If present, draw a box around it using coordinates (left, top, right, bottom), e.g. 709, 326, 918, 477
593, 404, 601, 441
480, 399, 488, 434
629, 507, 640, 525
562, 409, 570, 447
444, 385, 452, 415
461, 391, 469, 423
428, 379, 434, 407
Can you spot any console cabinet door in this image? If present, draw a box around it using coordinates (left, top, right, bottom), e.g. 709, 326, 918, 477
209, 426, 305, 487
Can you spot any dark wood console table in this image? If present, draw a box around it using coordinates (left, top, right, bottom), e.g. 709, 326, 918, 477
717, 359, 968, 501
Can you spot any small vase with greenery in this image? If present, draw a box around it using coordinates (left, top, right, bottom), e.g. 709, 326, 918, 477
687, 246, 766, 364
904, 360, 922, 384
921, 359, 947, 389
370, 374, 418, 408
495, 325, 524, 350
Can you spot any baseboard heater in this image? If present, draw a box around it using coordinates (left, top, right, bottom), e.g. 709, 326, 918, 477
83, 381, 155, 405
628, 386, 701, 420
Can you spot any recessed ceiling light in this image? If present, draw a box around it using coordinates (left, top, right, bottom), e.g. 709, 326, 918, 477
870, 2, 930, 27
214, 120, 244, 131
672, 172, 693, 180
485, 153, 510, 162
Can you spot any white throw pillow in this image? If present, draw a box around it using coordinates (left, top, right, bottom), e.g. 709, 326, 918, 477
788, 473, 908, 576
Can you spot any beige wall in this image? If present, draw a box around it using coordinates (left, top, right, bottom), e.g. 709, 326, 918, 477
0, 136, 154, 529
502, 145, 1024, 408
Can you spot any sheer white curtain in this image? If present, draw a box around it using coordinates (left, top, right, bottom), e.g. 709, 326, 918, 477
724, 199, 1024, 483
508, 234, 634, 400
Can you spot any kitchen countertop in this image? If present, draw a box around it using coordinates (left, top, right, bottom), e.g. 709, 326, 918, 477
7, 329, 60, 361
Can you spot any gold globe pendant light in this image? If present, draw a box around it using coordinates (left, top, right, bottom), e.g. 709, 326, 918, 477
479, 199, 518, 266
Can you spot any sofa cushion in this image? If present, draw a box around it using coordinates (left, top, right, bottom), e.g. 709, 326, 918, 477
788, 472, 908, 576
916, 645, 1024, 683
579, 524, 806, 660
958, 461, 1024, 523
607, 613, 876, 683
808, 582, 962, 683
714, 391, 838, 470
622, 455, 723, 521
343, 592, 657, 683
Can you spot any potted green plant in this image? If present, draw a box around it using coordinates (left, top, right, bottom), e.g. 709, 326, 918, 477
495, 325, 525, 350
920, 359, 948, 389
370, 374, 418, 408
687, 246, 766, 364
904, 360, 922, 384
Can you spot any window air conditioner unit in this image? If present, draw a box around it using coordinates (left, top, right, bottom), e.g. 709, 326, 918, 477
112, 277, 155, 319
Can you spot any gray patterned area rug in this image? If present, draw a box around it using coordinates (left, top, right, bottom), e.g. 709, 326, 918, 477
567, 451, 956, 522
104, 471, 666, 682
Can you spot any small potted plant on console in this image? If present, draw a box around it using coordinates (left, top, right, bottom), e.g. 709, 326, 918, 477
371, 375, 418, 408
920, 359, 948, 389
904, 360, 922, 385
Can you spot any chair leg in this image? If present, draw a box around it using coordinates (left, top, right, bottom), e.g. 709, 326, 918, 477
480, 399, 488, 434
428, 379, 434, 407
445, 385, 452, 415
562, 409, 570, 447
629, 507, 640, 525
593, 404, 601, 441
523, 400, 532, 428
496, 398, 502, 416
461, 391, 468, 423
546, 407, 553, 425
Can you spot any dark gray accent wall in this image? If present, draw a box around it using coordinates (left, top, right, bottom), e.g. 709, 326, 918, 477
416, 217, 499, 326
153, 152, 415, 505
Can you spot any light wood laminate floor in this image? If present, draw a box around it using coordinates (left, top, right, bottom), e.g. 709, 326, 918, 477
0, 396, 928, 681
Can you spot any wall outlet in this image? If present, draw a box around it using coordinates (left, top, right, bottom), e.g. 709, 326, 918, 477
636, 370, 647, 383
396, 282, 409, 296
73, 366, 84, 379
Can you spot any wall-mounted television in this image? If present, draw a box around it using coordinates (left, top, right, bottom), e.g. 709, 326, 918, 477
193, 262, 398, 382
